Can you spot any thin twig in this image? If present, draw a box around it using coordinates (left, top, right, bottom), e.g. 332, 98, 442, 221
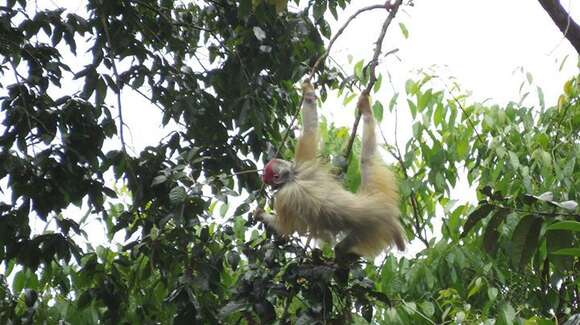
378, 125, 430, 247
231, 169, 262, 176
273, 3, 390, 162
308, 4, 387, 80
439, 78, 486, 145
100, 16, 127, 153
10, 61, 36, 156
129, 0, 211, 32
343, 0, 403, 162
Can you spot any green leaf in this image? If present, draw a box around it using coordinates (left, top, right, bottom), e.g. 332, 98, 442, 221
511, 215, 543, 269
132, 73, 145, 88
151, 175, 167, 186
552, 248, 580, 256
220, 202, 229, 217
372, 101, 384, 122
537, 86, 545, 109
233, 203, 250, 216
487, 287, 498, 301
219, 301, 248, 318
226, 251, 241, 270
508, 151, 519, 169
456, 136, 469, 160
467, 277, 483, 298
526, 72, 533, 84
399, 22, 409, 39
12, 269, 38, 294
498, 304, 516, 325
553, 200, 578, 210
461, 203, 494, 237
12, 270, 26, 294
313, 0, 326, 20
77, 290, 94, 309
373, 74, 383, 93
407, 99, 417, 118
238, 0, 251, 17
95, 77, 107, 107
405, 79, 417, 95
169, 186, 186, 204
388, 93, 399, 112
354, 60, 364, 81
343, 93, 356, 106
433, 103, 444, 126
547, 220, 580, 232
547, 230, 574, 269
420, 301, 434, 317
417, 89, 431, 111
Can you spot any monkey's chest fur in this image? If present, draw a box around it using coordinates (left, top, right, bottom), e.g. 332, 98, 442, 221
272, 161, 391, 240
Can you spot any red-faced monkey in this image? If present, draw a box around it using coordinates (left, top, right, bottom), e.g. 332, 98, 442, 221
256, 81, 405, 258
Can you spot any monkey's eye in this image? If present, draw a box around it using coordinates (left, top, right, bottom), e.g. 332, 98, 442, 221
273, 173, 280, 180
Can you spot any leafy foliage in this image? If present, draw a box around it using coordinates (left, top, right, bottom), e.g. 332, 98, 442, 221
0, 0, 578, 324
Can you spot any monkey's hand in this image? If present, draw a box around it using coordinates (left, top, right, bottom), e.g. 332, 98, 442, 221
302, 80, 316, 103
252, 207, 265, 222
357, 93, 372, 116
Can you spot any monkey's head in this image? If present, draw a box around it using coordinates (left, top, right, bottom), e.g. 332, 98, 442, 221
262, 159, 294, 188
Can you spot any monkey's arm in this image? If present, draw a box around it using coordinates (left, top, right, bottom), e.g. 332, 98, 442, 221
294, 81, 318, 163
253, 206, 307, 236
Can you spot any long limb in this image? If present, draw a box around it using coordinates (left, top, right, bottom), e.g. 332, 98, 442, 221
334, 232, 363, 264
294, 81, 318, 163
253, 207, 282, 233
357, 93, 376, 189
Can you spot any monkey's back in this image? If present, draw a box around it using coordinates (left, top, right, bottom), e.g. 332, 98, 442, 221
273, 160, 404, 254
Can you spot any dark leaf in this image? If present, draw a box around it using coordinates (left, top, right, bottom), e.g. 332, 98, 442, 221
483, 208, 510, 254
511, 215, 543, 269
461, 203, 494, 237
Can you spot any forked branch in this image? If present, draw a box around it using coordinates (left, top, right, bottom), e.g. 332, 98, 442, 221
343, 0, 403, 163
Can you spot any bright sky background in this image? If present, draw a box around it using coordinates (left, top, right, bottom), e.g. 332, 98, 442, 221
5, 0, 580, 259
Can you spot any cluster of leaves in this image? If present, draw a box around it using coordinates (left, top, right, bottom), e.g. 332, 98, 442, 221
0, 0, 578, 324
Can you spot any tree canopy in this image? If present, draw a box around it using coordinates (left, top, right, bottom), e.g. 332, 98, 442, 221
0, 0, 578, 324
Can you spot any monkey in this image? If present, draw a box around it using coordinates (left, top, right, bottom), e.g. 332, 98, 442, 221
255, 81, 405, 259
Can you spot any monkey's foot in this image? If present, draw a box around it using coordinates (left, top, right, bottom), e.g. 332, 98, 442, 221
334, 247, 360, 266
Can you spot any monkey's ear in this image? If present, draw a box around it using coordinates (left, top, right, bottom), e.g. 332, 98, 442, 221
275, 167, 292, 185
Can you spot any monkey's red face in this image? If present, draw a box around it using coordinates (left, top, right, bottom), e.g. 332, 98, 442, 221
262, 159, 293, 187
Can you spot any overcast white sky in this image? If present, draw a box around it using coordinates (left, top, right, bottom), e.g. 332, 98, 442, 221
9, 0, 580, 256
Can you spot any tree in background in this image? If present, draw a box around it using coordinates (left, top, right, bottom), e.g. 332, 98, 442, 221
0, 0, 578, 324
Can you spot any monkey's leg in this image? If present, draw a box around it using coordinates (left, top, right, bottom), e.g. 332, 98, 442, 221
358, 94, 377, 191
334, 232, 362, 264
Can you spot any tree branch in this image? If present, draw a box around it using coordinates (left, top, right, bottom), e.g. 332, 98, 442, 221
308, 4, 388, 80
343, 0, 403, 162
100, 16, 127, 153
276, 3, 393, 162
538, 0, 580, 54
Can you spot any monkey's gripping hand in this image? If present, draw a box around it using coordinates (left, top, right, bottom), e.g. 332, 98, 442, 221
357, 92, 372, 116
302, 80, 316, 103
252, 207, 277, 229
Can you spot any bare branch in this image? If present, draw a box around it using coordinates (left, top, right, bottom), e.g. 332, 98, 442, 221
344, 0, 403, 162
100, 16, 127, 153
538, 0, 580, 54
308, 4, 388, 80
